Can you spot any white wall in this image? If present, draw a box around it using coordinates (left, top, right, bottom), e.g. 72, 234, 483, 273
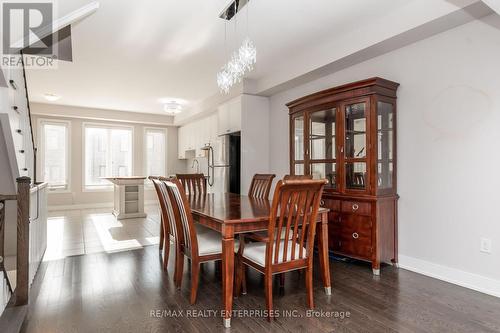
31, 105, 186, 208
268, 15, 500, 295
240, 94, 271, 194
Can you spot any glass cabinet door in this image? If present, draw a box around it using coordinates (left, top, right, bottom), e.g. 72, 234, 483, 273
377, 101, 394, 192
309, 108, 338, 189
292, 115, 305, 174
343, 101, 368, 191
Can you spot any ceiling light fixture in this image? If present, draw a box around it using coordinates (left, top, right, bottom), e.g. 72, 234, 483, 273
163, 101, 182, 115
217, 0, 256, 94
44, 93, 61, 102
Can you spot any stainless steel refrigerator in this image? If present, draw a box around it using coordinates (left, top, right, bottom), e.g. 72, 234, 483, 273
201, 133, 240, 194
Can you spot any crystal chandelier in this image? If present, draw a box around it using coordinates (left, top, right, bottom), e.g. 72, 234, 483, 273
217, 38, 257, 94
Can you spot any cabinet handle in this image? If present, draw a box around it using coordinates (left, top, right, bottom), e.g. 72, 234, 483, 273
352, 203, 359, 212
16, 129, 22, 134
352, 232, 359, 239
320, 200, 325, 207
19, 150, 24, 153
21, 168, 28, 171
340, 146, 344, 153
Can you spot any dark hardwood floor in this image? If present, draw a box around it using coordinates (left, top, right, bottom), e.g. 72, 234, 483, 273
20, 245, 500, 333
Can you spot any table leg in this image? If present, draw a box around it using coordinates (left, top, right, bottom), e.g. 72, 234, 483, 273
221, 225, 235, 328
317, 212, 332, 295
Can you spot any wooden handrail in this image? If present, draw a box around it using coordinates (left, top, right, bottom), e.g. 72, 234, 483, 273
20, 52, 37, 183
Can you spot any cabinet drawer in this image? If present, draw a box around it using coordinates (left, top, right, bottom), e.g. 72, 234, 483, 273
321, 198, 340, 211
339, 214, 372, 258
341, 200, 371, 216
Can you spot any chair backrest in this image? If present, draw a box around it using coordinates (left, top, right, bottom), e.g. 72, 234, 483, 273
176, 174, 207, 196
248, 174, 276, 199
164, 178, 199, 258
266, 179, 326, 266
150, 177, 177, 241
283, 175, 313, 181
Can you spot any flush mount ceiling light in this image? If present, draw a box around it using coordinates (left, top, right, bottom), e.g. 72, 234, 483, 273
44, 93, 61, 102
163, 101, 182, 115
217, 0, 256, 94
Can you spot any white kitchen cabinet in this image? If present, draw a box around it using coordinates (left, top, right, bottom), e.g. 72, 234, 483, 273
217, 97, 241, 135
178, 114, 218, 160
178, 126, 187, 159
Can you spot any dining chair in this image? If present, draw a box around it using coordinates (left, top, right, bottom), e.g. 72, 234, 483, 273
164, 178, 239, 304
236, 179, 327, 320
283, 175, 313, 181
149, 176, 166, 254
248, 174, 276, 200
150, 177, 177, 271
176, 173, 207, 196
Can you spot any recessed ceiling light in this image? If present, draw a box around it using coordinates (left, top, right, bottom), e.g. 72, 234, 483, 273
164, 101, 182, 115
44, 93, 61, 102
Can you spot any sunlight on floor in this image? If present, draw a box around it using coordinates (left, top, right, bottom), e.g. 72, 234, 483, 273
44, 205, 161, 261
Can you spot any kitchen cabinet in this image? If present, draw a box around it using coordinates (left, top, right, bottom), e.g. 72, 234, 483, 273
178, 114, 217, 160
287, 77, 399, 275
217, 97, 241, 135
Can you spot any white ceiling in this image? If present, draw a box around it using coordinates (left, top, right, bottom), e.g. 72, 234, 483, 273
26, 0, 463, 115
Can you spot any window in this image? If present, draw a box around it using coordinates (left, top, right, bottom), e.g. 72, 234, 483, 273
144, 128, 166, 180
84, 124, 133, 189
39, 120, 70, 191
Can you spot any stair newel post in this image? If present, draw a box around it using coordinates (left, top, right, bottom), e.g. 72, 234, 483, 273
15, 176, 30, 306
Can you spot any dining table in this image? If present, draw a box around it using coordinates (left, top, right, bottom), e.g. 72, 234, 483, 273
189, 192, 332, 328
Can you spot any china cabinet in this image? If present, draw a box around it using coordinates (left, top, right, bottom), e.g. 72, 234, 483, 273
287, 77, 399, 275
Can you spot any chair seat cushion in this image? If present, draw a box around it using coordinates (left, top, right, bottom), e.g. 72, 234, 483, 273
197, 229, 239, 256
243, 240, 306, 266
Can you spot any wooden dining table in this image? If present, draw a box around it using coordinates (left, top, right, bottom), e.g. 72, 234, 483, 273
189, 192, 332, 328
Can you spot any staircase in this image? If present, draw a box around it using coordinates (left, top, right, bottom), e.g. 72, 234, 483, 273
0, 54, 47, 332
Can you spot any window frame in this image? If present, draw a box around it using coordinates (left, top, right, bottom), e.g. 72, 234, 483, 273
143, 127, 167, 188
82, 122, 135, 192
38, 118, 71, 193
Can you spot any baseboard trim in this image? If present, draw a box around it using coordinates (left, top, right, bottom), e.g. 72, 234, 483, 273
48, 200, 157, 211
399, 255, 500, 298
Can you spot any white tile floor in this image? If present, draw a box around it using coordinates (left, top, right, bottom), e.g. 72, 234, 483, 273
44, 204, 161, 261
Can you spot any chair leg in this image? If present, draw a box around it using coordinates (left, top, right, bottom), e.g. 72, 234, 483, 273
265, 271, 273, 322
235, 257, 247, 296
235, 258, 242, 297
162, 236, 169, 271
241, 265, 247, 295
174, 250, 184, 289
190, 260, 200, 305
305, 265, 314, 309
159, 215, 164, 251
279, 273, 285, 289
